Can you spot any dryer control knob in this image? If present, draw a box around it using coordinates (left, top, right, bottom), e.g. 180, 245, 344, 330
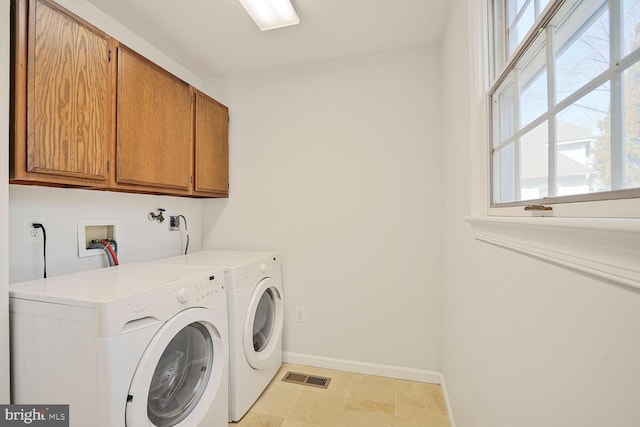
176, 286, 191, 303
260, 263, 268, 273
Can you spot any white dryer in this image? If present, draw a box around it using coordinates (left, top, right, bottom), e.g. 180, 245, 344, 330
156, 250, 284, 422
10, 263, 229, 427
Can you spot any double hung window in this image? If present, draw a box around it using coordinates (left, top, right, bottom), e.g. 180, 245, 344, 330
490, 0, 640, 206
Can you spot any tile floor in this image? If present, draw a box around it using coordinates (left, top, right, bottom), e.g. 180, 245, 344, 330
229, 363, 451, 427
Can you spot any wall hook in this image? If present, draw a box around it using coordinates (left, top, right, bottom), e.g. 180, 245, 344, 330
148, 208, 166, 223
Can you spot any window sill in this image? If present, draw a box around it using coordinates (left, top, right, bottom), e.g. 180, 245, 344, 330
465, 216, 640, 290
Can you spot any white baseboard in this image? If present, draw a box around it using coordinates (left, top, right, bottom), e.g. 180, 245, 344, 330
282, 351, 442, 384
439, 373, 457, 427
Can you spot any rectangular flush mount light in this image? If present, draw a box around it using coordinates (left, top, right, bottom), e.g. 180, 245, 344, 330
238, 0, 300, 31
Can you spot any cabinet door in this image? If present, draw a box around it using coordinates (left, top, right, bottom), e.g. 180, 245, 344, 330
193, 91, 229, 196
116, 46, 192, 192
16, 0, 112, 183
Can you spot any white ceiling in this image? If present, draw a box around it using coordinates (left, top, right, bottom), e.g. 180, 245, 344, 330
84, 0, 450, 78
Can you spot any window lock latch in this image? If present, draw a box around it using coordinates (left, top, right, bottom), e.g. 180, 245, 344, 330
524, 204, 553, 211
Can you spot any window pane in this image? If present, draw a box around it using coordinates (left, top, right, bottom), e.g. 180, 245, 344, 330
506, 0, 551, 58
508, 0, 529, 27
520, 70, 548, 127
498, 80, 516, 144
555, 1, 609, 104
520, 121, 549, 200
519, 36, 547, 128
509, 1, 535, 54
623, 62, 640, 188
558, 83, 611, 195
493, 143, 517, 203
623, 0, 640, 56
495, 0, 548, 76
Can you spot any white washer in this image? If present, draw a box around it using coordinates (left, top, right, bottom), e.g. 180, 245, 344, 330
9, 263, 229, 427
155, 250, 284, 422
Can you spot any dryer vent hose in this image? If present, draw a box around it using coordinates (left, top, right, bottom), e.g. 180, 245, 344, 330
89, 239, 119, 266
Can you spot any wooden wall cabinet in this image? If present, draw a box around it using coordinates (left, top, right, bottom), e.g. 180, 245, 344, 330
115, 47, 193, 195
10, 0, 229, 198
11, 0, 113, 187
193, 90, 229, 197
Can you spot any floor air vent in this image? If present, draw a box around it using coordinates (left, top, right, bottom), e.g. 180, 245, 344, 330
282, 371, 331, 389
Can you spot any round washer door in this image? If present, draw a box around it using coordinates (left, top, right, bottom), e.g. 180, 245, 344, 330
243, 277, 284, 370
126, 308, 225, 427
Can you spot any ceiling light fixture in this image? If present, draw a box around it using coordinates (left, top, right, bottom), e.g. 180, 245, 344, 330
237, 0, 300, 31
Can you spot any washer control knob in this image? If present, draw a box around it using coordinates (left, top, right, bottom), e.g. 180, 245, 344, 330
176, 286, 191, 303
260, 263, 268, 273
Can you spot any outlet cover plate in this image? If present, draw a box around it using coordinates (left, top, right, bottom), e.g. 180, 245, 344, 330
23, 217, 45, 243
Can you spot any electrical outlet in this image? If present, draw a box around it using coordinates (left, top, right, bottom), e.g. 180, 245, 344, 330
169, 216, 180, 231
23, 217, 46, 243
295, 306, 306, 323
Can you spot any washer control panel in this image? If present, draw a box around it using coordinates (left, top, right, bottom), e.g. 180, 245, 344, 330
174, 273, 224, 305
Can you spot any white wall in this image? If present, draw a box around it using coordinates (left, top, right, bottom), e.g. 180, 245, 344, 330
441, 1, 640, 426
1, 0, 10, 404
9, 186, 202, 282
202, 46, 445, 371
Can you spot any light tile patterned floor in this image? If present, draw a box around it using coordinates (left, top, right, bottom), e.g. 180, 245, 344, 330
229, 363, 451, 427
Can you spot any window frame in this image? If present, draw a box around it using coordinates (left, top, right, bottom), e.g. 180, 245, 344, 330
466, 0, 640, 290
488, 0, 640, 211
